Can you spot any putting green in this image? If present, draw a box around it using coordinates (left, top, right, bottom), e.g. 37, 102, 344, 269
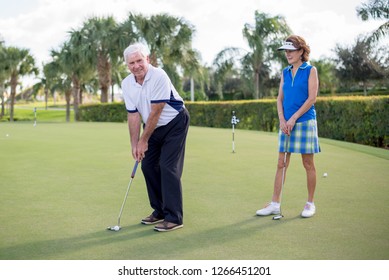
0, 122, 388, 260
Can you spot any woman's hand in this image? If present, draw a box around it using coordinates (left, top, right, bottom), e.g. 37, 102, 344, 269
285, 117, 296, 135
279, 118, 288, 135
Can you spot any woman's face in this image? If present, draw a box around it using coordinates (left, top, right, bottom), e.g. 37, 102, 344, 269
284, 48, 304, 65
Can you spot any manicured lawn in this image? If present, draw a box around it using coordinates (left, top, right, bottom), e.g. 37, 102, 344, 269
1, 104, 74, 122
0, 122, 388, 260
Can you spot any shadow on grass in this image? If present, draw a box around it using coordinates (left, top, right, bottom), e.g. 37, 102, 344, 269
0, 214, 302, 260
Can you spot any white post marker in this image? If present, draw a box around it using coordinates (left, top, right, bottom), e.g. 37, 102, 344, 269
231, 111, 239, 153
33, 107, 37, 127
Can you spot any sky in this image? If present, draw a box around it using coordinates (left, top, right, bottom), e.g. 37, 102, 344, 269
0, 0, 385, 77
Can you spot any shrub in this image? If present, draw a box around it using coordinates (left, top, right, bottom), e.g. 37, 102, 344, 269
78, 103, 127, 123
78, 96, 389, 148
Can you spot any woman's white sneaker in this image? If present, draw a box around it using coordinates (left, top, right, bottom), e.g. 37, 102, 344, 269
301, 203, 316, 218
256, 202, 280, 216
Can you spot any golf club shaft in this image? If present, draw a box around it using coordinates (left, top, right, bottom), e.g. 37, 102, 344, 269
279, 135, 289, 215
117, 161, 139, 226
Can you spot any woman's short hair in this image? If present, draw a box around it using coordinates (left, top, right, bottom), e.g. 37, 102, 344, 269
285, 35, 310, 62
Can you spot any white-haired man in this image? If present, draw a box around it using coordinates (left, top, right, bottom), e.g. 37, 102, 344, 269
121, 42, 190, 232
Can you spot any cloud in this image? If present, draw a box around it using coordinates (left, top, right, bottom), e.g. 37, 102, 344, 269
0, 0, 386, 71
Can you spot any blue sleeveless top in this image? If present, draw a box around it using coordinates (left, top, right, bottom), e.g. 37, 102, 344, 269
282, 62, 316, 122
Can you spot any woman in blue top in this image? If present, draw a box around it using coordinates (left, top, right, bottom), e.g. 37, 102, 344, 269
256, 35, 320, 218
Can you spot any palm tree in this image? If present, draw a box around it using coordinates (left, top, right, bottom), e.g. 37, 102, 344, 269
334, 37, 385, 95
357, 0, 389, 43
242, 11, 291, 99
110, 61, 128, 102
212, 48, 242, 99
310, 58, 338, 94
50, 40, 95, 120
213, 12, 291, 99
0, 40, 8, 118
123, 13, 200, 91
42, 62, 62, 107
47, 50, 75, 122
4, 46, 38, 121
178, 47, 203, 101
71, 16, 124, 103
33, 61, 66, 110
31, 73, 48, 109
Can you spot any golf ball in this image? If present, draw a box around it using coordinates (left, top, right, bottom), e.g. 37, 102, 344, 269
323, 173, 328, 177
113, 226, 120, 231
6, 134, 9, 137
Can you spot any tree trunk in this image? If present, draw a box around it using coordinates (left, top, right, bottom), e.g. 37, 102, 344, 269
363, 81, 367, 96
98, 52, 111, 103
254, 70, 260, 99
190, 77, 194, 101
0, 83, 4, 118
9, 74, 18, 122
45, 88, 48, 110
65, 89, 71, 122
217, 82, 223, 100
111, 84, 114, 102
72, 75, 80, 120
80, 88, 83, 105
149, 53, 158, 67
100, 84, 109, 103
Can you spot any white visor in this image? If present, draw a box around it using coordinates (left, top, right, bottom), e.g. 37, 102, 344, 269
277, 41, 299, 51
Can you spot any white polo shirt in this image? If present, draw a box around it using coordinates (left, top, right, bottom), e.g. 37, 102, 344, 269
121, 64, 184, 127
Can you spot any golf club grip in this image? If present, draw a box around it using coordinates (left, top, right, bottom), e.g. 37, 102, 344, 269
131, 161, 139, 178
285, 134, 290, 151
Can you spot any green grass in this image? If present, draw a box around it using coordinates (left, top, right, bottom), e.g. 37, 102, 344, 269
1, 103, 73, 122
0, 122, 388, 260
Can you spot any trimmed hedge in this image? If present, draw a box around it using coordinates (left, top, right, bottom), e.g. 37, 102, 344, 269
185, 100, 279, 131
78, 102, 127, 123
78, 96, 389, 148
315, 96, 389, 148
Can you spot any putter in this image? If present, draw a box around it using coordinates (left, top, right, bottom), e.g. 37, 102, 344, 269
107, 161, 139, 231
273, 134, 290, 220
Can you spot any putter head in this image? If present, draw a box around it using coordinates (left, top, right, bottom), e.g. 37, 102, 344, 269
107, 225, 121, 231
272, 215, 284, 220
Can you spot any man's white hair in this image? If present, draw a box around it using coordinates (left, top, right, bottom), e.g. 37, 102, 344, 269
123, 42, 150, 63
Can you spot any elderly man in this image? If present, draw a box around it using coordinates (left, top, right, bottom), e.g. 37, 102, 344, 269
121, 42, 190, 232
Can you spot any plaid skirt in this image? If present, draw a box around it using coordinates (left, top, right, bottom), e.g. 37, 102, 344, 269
278, 119, 321, 154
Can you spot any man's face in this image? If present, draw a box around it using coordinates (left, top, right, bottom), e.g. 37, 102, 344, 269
126, 52, 149, 81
